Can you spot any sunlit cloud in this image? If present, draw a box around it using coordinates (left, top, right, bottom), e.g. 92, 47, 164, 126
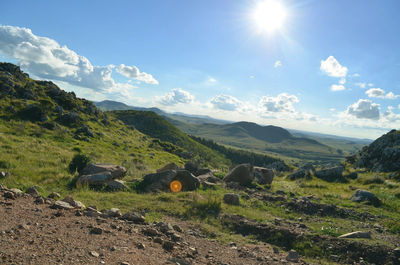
320, 56, 348, 78
366, 88, 399, 99
330, 84, 345, 91
157, 88, 194, 105
274, 60, 282, 68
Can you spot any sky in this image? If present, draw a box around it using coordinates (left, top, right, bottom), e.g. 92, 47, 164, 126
1, 0, 400, 139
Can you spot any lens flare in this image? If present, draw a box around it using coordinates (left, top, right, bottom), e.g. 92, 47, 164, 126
170, 180, 182, 192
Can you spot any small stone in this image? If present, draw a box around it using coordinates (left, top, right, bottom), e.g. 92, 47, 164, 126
171, 233, 182, 242
338, 231, 371, 239
286, 250, 299, 262
137, 243, 145, 249
34, 196, 45, 204
90, 227, 103, 235
120, 262, 130, 265
173, 224, 183, 232
143, 227, 159, 236
89, 251, 99, 257
273, 247, 279, 254
223, 193, 240, 205
3, 191, 15, 200
26, 186, 40, 197
48, 192, 61, 199
110, 246, 117, 251
162, 240, 175, 251
153, 237, 163, 244
51, 200, 74, 210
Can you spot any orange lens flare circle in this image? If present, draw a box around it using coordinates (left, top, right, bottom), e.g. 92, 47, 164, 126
170, 180, 182, 193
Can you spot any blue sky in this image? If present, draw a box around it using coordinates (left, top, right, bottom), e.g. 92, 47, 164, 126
1, 0, 399, 139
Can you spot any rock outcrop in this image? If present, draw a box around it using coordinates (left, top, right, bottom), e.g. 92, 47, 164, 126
223, 164, 254, 186
76, 164, 127, 189
347, 129, 400, 172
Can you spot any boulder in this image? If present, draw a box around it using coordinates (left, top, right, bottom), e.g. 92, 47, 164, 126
288, 169, 307, 180
9, 188, 23, 197
195, 168, 212, 176
223, 164, 254, 186
338, 231, 371, 239
122, 211, 145, 223
76, 172, 113, 187
197, 172, 220, 183
106, 208, 122, 218
350, 189, 381, 206
141, 170, 200, 192
253, 166, 274, 185
184, 162, 198, 174
79, 164, 127, 179
315, 166, 344, 182
156, 162, 179, 173
223, 193, 240, 205
106, 179, 128, 191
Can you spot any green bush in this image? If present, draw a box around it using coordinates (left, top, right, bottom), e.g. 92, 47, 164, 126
68, 153, 91, 174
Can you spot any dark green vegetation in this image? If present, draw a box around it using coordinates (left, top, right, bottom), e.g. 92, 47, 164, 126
1, 63, 400, 264
111, 110, 230, 168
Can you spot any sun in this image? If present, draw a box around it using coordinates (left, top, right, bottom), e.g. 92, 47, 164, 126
252, 0, 287, 33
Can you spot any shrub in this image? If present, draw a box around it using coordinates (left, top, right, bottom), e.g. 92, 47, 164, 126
363, 176, 385, 185
185, 194, 222, 218
68, 153, 91, 174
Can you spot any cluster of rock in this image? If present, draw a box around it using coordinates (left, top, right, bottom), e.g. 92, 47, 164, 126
347, 129, 400, 172
76, 164, 128, 191
223, 164, 274, 186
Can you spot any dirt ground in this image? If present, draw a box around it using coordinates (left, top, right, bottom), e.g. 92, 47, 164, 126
0, 187, 305, 265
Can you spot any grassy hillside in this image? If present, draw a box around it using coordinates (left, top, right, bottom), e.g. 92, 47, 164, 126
0, 63, 190, 191
111, 110, 231, 168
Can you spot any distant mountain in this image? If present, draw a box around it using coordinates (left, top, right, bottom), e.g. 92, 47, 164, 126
94, 100, 228, 124
94, 100, 164, 115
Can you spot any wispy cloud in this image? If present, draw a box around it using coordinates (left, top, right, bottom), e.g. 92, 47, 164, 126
274, 60, 282, 68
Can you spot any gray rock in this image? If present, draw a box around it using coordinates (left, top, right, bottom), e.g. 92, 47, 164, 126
156, 162, 179, 173
142, 170, 200, 192
89, 250, 99, 257
338, 231, 371, 239
25, 186, 40, 197
0, 171, 10, 178
9, 188, 23, 197
61, 196, 85, 209
76, 172, 113, 188
315, 166, 344, 182
286, 249, 299, 262
122, 211, 145, 223
90, 227, 103, 235
253, 166, 274, 185
48, 192, 61, 199
79, 164, 127, 179
223, 164, 254, 186
184, 161, 198, 174
288, 169, 307, 180
105, 179, 128, 191
223, 193, 240, 205
107, 208, 122, 218
51, 200, 74, 210
350, 189, 381, 206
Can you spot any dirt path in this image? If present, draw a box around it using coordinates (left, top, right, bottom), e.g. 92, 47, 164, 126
0, 187, 305, 265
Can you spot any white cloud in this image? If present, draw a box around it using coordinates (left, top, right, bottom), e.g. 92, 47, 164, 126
339, 78, 346, 85
330, 84, 345, 91
210, 94, 243, 111
0, 25, 156, 94
346, 99, 380, 120
208, 77, 217, 83
329, 108, 336, 112
355, 82, 366, 88
157, 88, 194, 105
365, 88, 399, 99
368, 83, 374, 87
117, 64, 158, 85
352, 73, 360, 77
320, 56, 348, 77
259, 93, 299, 113
274, 60, 282, 68
249, 75, 255, 79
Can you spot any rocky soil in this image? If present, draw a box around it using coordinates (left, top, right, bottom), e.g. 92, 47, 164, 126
0, 186, 306, 265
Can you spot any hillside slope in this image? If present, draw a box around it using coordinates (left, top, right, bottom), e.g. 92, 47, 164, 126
111, 110, 229, 168
347, 129, 400, 172
0, 62, 189, 190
